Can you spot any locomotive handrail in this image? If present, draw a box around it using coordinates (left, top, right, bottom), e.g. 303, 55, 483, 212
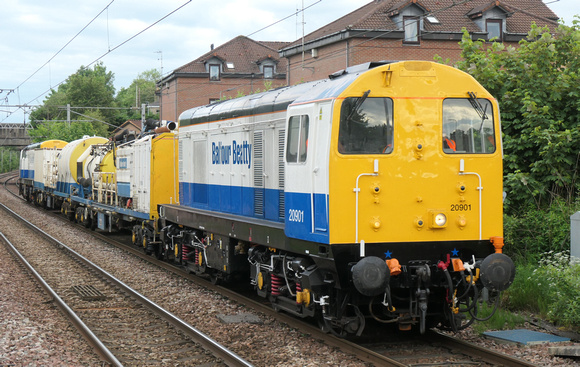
353, 159, 379, 254
459, 159, 483, 240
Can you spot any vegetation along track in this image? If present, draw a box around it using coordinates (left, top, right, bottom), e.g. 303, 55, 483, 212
1, 173, 537, 366
0, 198, 251, 367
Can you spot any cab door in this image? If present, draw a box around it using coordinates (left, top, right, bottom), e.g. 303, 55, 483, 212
284, 102, 331, 244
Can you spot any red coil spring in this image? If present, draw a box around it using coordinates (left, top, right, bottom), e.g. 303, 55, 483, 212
194, 248, 199, 265
270, 274, 283, 296
182, 244, 191, 261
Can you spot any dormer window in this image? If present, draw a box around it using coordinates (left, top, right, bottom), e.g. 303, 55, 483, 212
258, 59, 276, 79
467, 2, 510, 42
209, 64, 220, 81
403, 16, 420, 44
388, 1, 427, 45
486, 19, 503, 41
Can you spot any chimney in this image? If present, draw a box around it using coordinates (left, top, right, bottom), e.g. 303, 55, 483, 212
211, 44, 214, 50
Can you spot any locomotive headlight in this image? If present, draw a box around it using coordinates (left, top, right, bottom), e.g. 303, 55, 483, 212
430, 211, 448, 228
435, 213, 447, 226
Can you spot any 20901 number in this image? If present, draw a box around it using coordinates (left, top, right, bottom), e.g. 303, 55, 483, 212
451, 204, 471, 211
288, 209, 304, 222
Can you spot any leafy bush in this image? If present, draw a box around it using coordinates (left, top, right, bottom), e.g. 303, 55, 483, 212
504, 252, 580, 327
503, 199, 578, 261
451, 23, 580, 213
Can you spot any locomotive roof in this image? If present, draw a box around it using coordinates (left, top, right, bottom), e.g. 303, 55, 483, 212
178, 64, 372, 127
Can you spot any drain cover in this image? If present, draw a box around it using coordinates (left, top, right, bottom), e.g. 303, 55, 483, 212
71, 285, 106, 301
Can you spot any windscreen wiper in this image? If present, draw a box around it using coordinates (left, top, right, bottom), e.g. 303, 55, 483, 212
467, 91, 488, 121
346, 89, 371, 121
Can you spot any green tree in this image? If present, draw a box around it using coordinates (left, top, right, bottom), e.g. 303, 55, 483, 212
115, 69, 161, 121
0, 147, 19, 173
27, 120, 105, 143
451, 22, 580, 212
66, 62, 116, 122
29, 62, 117, 139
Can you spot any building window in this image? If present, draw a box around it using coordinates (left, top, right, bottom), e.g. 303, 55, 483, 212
486, 19, 503, 41
263, 65, 274, 79
209, 64, 220, 81
403, 16, 420, 44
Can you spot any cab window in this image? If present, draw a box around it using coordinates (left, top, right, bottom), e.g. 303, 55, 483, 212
443, 98, 495, 154
339, 96, 393, 154
286, 115, 309, 163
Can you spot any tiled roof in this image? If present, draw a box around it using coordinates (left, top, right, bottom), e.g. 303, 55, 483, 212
175, 36, 289, 74
283, 0, 559, 49
112, 120, 141, 134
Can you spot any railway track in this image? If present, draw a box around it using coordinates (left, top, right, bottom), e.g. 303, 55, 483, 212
0, 198, 252, 367
1, 172, 538, 366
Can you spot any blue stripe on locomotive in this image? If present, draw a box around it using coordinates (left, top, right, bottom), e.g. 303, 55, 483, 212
180, 182, 282, 220
180, 181, 329, 244
20, 169, 34, 179
285, 191, 329, 244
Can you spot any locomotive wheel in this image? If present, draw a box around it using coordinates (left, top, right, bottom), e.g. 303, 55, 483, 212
143, 236, 151, 255
83, 214, 91, 228
90, 213, 97, 231
131, 226, 141, 246
153, 243, 165, 260
210, 272, 221, 285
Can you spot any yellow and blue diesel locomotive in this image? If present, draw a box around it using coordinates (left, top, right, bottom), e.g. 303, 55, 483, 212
159, 61, 515, 336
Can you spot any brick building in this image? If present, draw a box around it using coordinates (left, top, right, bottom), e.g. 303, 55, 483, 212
160, 0, 560, 118
158, 36, 289, 122
279, 0, 560, 84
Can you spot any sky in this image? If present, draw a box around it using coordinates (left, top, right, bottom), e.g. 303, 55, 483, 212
0, 0, 576, 124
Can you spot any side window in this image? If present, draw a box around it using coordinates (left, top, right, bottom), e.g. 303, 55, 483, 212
442, 98, 495, 154
286, 115, 309, 163
209, 64, 220, 81
339, 96, 393, 154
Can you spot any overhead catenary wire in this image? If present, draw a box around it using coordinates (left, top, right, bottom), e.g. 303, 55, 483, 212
25, 0, 193, 107
15, 0, 115, 92
1, 1, 193, 124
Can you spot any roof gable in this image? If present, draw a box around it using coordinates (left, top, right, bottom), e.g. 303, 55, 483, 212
467, 1, 512, 19
174, 36, 288, 74
280, 0, 559, 51
388, 0, 430, 16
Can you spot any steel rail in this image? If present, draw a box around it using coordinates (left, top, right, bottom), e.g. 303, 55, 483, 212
0, 201, 253, 367
2, 172, 536, 367
0, 231, 122, 366
426, 330, 538, 367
